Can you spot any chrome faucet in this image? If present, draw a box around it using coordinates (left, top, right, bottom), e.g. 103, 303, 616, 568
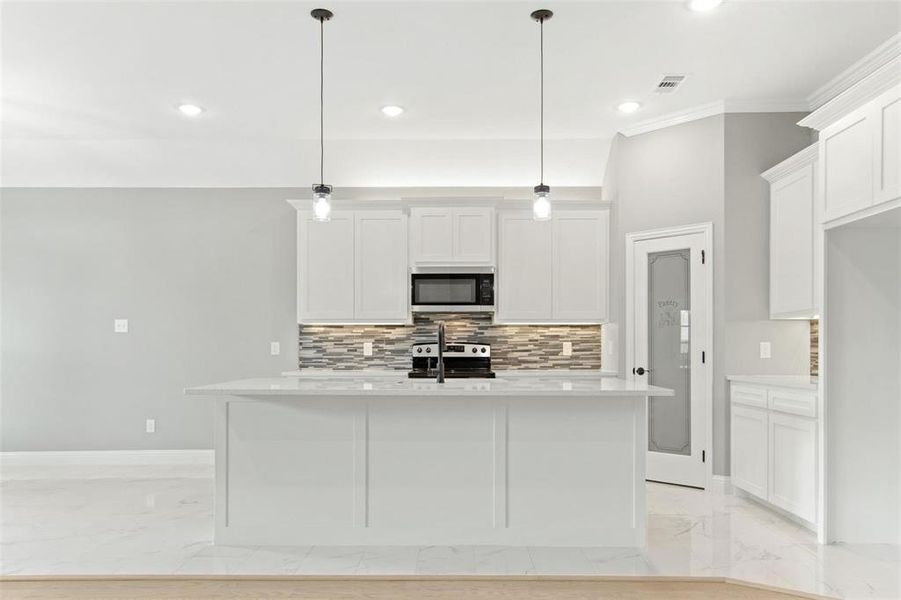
436, 321, 446, 383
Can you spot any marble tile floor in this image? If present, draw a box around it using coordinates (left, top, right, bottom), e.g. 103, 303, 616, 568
1, 464, 898, 600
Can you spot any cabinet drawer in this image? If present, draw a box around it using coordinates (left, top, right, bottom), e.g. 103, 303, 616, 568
731, 384, 768, 409
768, 388, 817, 418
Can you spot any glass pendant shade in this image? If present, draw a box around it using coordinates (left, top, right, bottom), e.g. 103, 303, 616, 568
312, 184, 332, 222
533, 184, 552, 221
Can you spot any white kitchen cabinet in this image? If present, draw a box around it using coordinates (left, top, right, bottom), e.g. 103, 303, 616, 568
729, 379, 819, 527
769, 412, 817, 523
553, 211, 609, 321
497, 211, 553, 321
297, 211, 355, 322
813, 82, 901, 224
820, 106, 873, 222
763, 145, 819, 319
730, 402, 769, 499
296, 207, 408, 324
409, 206, 494, 265
497, 209, 609, 323
872, 85, 901, 205
354, 211, 408, 322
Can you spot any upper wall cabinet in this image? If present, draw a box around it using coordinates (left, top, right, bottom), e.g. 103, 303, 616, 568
762, 144, 820, 319
496, 209, 609, 324
811, 82, 901, 225
297, 208, 408, 324
820, 105, 874, 222
409, 207, 495, 266
873, 85, 901, 206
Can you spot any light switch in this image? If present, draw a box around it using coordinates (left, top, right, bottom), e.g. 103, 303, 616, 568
270, 342, 280, 356
759, 341, 772, 359
145, 418, 156, 433
562, 341, 573, 357
114, 319, 129, 333
363, 341, 373, 357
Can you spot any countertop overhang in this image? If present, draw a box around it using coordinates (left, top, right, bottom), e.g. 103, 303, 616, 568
185, 374, 674, 398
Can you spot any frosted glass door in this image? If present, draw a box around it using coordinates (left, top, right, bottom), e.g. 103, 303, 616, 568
647, 249, 691, 457
632, 231, 708, 489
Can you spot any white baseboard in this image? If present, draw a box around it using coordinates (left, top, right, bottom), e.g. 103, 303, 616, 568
0, 449, 214, 467
710, 475, 733, 494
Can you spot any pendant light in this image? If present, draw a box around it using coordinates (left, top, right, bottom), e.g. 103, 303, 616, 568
531, 9, 553, 221
311, 8, 334, 221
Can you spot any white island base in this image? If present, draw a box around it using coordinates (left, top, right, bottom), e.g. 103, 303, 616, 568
187, 376, 673, 547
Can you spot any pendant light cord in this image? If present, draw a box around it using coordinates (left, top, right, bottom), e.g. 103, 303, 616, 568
539, 17, 544, 186
319, 17, 325, 187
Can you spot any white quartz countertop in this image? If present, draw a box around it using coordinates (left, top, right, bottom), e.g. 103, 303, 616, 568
186, 375, 673, 398
727, 375, 819, 390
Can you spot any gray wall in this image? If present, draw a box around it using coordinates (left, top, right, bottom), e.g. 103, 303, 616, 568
1, 188, 298, 451
603, 113, 813, 476
724, 113, 812, 381
825, 223, 900, 543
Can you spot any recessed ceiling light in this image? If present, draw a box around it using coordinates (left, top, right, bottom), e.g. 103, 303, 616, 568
177, 104, 204, 117
688, 0, 723, 12
381, 105, 404, 117
617, 101, 642, 114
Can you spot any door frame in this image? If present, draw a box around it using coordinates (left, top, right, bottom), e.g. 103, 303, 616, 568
625, 222, 714, 490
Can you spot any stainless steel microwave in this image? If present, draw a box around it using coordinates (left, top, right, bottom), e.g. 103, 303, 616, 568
410, 272, 495, 312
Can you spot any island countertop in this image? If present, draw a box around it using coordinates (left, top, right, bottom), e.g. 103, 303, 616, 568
185, 374, 674, 398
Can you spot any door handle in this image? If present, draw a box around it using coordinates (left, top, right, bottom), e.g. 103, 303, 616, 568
633, 367, 652, 375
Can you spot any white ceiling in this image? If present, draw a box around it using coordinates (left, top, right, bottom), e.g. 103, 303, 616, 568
2, 1, 899, 187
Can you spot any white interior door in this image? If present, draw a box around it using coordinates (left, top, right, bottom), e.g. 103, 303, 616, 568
631, 231, 709, 488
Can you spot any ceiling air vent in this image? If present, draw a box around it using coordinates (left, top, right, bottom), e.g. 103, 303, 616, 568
655, 75, 686, 94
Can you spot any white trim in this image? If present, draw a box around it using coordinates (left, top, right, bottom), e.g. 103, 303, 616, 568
723, 99, 810, 114
620, 101, 725, 138
807, 32, 901, 110
0, 449, 214, 467
761, 143, 819, 183
619, 99, 809, 138
710, 475, 733, 495
625, 222, 715, 491
822, 197, 901, 230
799, 57, 901, 131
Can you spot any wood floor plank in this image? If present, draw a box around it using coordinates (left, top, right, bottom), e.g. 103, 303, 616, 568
0, 577, 832, 600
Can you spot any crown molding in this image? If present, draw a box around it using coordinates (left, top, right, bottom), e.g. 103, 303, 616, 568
798, 58, 901, 131
760, 142, 819, 183
619, 101, 725, 138
618, 99, 809, 138
723, 99, 809, 113
807, 32, 901, 110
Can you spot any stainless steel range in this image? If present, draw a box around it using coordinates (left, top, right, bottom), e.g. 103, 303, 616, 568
408, 342, 495, 379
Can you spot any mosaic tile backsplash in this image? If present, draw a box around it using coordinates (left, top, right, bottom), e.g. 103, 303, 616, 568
299, 313, 602, 371
810, 319, 818, 377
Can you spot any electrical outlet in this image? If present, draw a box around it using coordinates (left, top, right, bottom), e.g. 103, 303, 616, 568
759, 341, 772, 359
145, 419, 156, 433
562, 341, 573, 357
114, 319, 129, 333
363, 341, 373, 357
270, 341, 280, 356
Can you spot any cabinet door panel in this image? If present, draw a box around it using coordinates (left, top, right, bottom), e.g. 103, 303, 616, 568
497, 212, 552, 321
874, 87, 901, 204
553, 211, 608, 322
769, 413, 817, 523
452, 208, 494, 264
355, 211, 408, 322
298, 212, 355, 322
770, 165, 815, 317
822, 111, 873, 222
730, 405, 768, 499
410, 208, 453, 264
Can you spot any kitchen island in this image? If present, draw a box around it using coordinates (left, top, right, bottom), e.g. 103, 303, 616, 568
186, 373, 673, 547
